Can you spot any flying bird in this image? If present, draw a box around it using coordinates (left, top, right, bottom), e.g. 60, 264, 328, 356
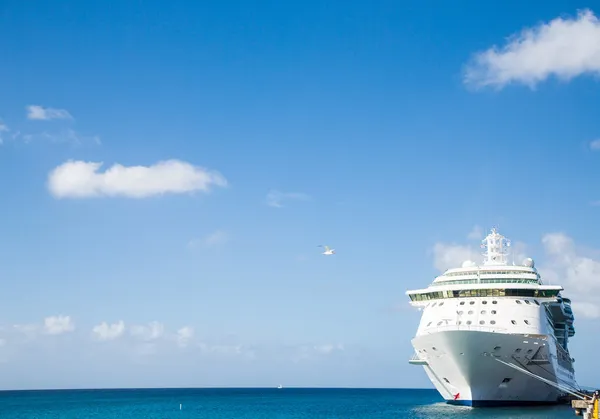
318, 245, 336, 255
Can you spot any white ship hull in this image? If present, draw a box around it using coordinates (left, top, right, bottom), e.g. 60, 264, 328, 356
411, 329, 577, 407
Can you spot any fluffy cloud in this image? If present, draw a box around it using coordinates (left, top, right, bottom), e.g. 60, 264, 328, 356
432, 228, 600, 318
590, 139, 600, 150
130, 321, 165, 341
266, 190, 311, 208
176, 327, 194, 348
92, 321, 125, 341
47, 159, 228, 199
466, 225, 483, 240
43, 315, 75, 335
0, 121, 8, 144
539, 232, 600, 318
1, 317, 347, 368
26, 105, 73, 120
464, 9, 600, 89
432, 242, 482, 272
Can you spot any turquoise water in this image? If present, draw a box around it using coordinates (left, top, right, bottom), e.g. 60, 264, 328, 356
0, 388, 575, 418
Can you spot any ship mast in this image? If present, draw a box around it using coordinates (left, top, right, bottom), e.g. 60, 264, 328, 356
481, 227, 511, 266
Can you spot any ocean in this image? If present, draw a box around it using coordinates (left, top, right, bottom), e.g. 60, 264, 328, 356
0, 388, 576, 418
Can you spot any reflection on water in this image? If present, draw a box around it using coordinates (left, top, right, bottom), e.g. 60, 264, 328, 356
410, 402, 574, 419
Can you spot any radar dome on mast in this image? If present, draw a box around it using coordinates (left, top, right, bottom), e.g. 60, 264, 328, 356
523, 257, 535, 268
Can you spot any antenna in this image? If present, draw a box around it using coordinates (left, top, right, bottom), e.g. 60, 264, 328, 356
481, 227, 510, 266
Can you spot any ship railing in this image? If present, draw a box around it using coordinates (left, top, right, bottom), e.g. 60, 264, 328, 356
408, 351, 428, 365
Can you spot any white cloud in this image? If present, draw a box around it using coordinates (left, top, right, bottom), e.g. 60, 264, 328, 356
92, 321, 125, 341
47, 159, 228, 199
463, 9, 600, 89
467, 225, 483, 240
266, 190, 311, 208
176, 327, 194, 348
590, 139, 600, 150
313, 343, 345, 354
130, 321, 165, 341
43, 315, 75, 335
0, 121, 8, 145
432, 242, 481, 272
26, 105, 73, 120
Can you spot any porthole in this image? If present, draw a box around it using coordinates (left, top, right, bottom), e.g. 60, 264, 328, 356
482, 301, 488, 305
490, 320, 496, 325
460, 302, 465, 305
492, 301, 498, 304
466, 320, 472, 325
469, 301, 475, 305
481, 310, 486, 315
493, 345, 501, 350
437, 321, 443, 326
511, 320, 517, 325
524, 320, 530, 325
524, 300, 530, 305
516, 300, 522, 304
457, 311, 464, 315
439, 302, 444, 306
479, 320, 485, 325
491, 310, 497, 314
468, 311, 473, 315
534, 300, 540, 306
432, 302, 437, 307
427, 322, 432, 326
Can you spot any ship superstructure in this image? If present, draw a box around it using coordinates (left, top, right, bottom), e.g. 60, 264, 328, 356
406, 228, 578, 407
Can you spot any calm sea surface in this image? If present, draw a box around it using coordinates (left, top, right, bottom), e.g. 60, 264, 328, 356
0, 388, 575, 418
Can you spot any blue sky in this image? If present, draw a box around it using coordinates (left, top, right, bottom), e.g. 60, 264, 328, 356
1, 0, 600, 390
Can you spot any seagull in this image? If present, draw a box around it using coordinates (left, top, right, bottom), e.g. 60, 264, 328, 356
318, 245, 336, 255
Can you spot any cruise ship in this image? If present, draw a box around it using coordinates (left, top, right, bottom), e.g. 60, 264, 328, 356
406, 228, 579, 407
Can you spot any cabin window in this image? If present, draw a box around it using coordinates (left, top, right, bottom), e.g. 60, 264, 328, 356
443, 378, 450, 384
534, 300, 540, 305
481, 310, 486, 315
511, 320, 517, 325
460, 302, 465, 305
490, 320, 496, 325
457, 311, 463, 315
466, 320, 472, 325
491, 310, 497, 314
524, 300, 530, 305
427, 322, 432, 326
515, 349, 521, 353
469, 301, 475, 305
502, 378, 512, 383
492, 300, 498, 304
432, 302, 437, 307
516, 300, 522, 304
482, 300, 488, 304
468, 311, 473, 315
479, 320, 485, 325
437, 321, 443, 326
524, 320, 530, 325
